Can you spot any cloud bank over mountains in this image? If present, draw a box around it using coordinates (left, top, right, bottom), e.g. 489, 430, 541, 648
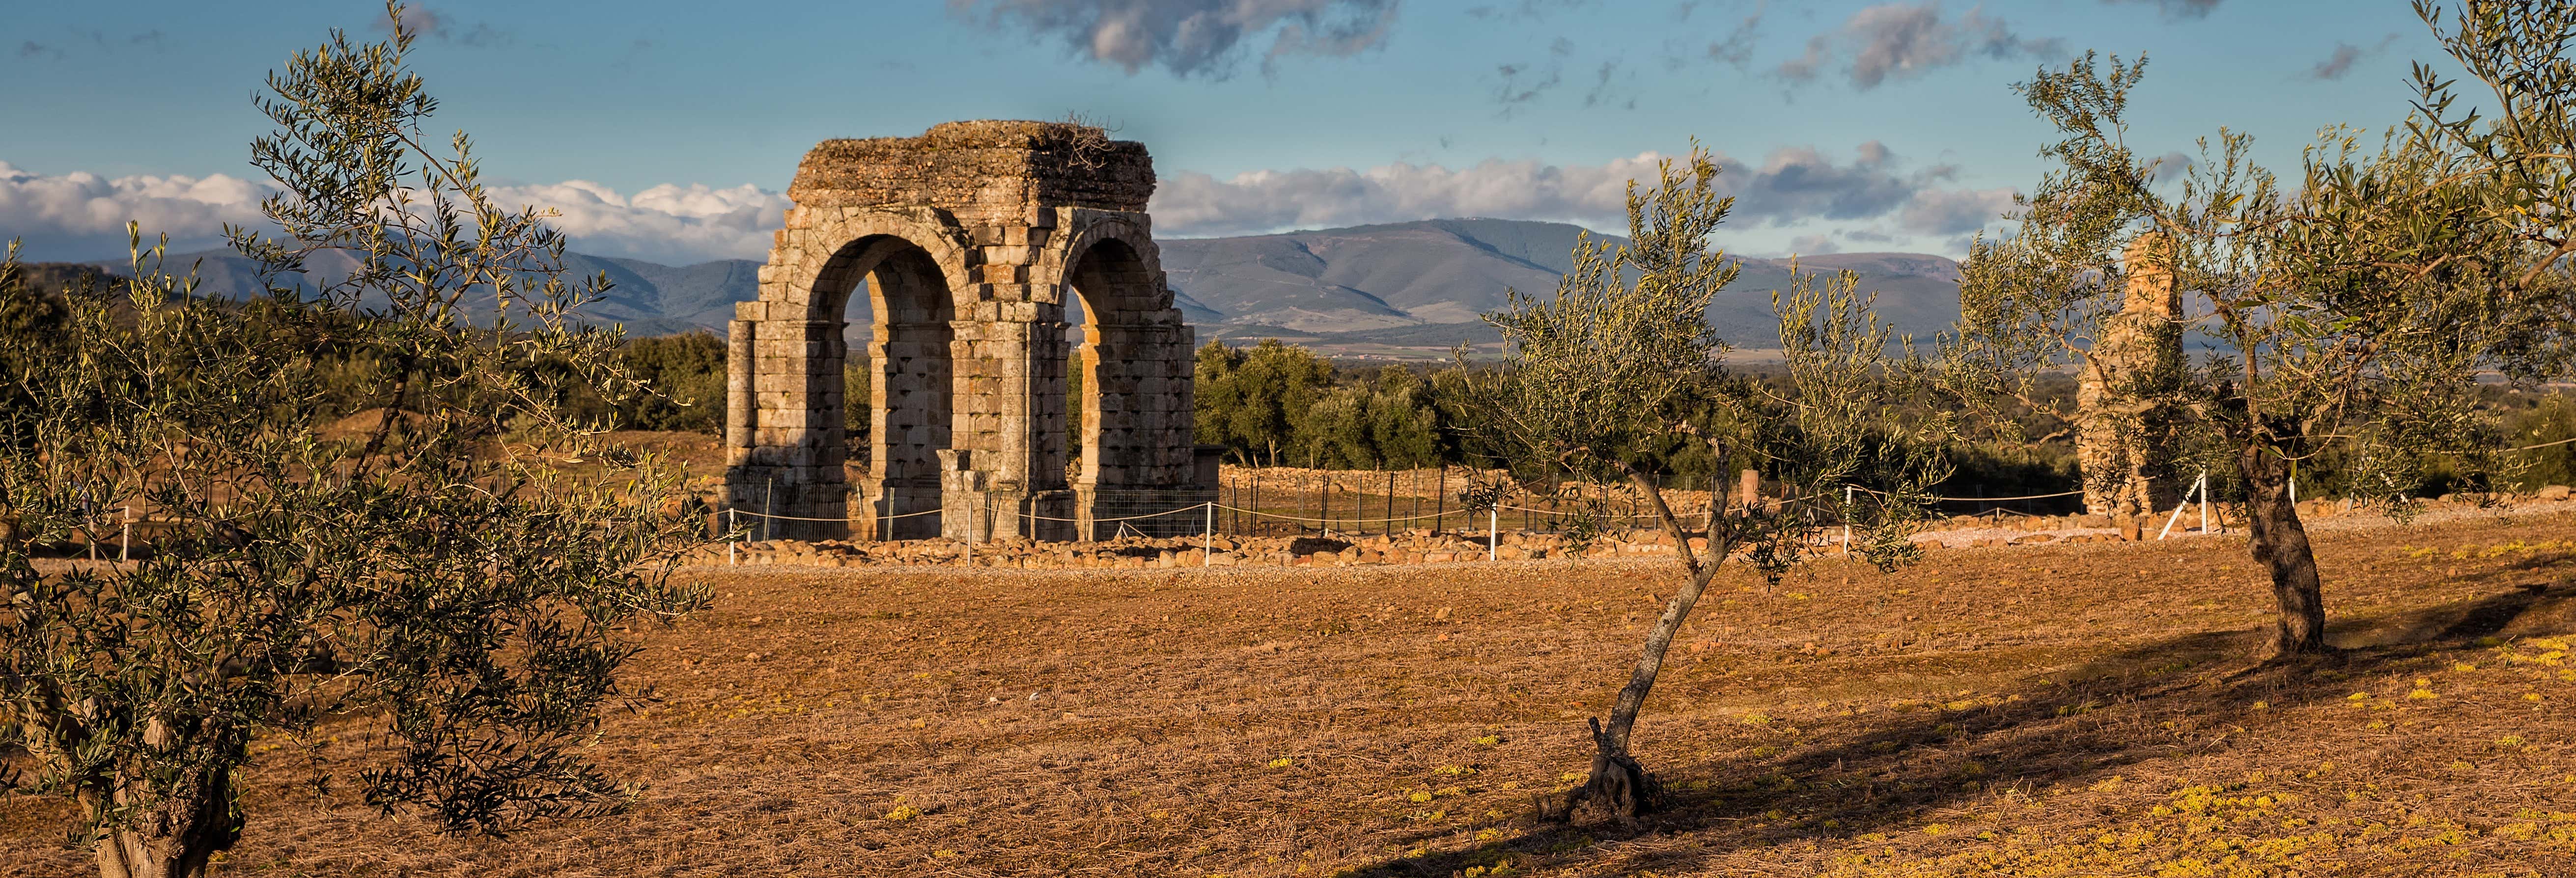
0, 161, 788, 265
479, 181, 789, 264
0, 162, 270, 258
3, 141, 2013, 264
1151, 143, 2016, 245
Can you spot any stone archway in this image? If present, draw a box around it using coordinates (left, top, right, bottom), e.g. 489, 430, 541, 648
1041, 216, 1203, 539
724, 121, 1213, 542
830, 233, 957, 540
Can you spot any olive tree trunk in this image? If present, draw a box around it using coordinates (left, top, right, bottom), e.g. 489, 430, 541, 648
2234, 442, 2327, 657
86, 772, 239, 878
1543, 466, 1729, 823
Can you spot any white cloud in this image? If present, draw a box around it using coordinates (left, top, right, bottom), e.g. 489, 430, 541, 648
6, 150, 2002, 263
952, 0, 1398, 79
2102, 0, 2220, 20
2306, 34, 2397, 81
1787, 233, 1843, 255
0, 161, 788, 264
1150, 143, 1995, 238
482, 180, 790, 263
1780, 1, 2062, 90
1896, 186, 2016, 235
1151, 155, 1662, 237
0, 161, 271, 258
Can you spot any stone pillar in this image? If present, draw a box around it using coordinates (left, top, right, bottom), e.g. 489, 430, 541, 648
2078, 232, 2185, 517
725, 313, 756, 464
733, 314, 849, 541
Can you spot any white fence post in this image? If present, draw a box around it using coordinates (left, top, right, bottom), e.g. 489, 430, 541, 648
1842, 486, 1852, 549
1487, 504, 1499, 561
2157, 473, 2202, 540
2198, 472, 2211, 535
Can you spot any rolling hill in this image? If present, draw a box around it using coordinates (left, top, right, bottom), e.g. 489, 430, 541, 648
1162, 219, 1961, 357
69, 219, 1962, 358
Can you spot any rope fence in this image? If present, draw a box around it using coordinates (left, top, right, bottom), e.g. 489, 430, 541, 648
709, 436, 2576, 563
706, 476, 1910, 567
713, 480, 2064, 541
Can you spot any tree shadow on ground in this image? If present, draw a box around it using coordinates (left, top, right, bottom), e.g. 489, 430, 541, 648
1340, 580, 2575, 877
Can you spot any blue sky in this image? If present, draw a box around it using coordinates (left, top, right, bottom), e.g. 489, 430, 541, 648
0, 0, 2467, 264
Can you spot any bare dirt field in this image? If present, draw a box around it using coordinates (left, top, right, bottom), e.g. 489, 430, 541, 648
7, 511, 2576, 877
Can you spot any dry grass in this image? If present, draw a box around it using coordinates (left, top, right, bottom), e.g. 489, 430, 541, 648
7, 510, 2576, 877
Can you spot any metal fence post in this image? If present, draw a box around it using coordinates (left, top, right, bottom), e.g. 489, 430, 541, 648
1436, 468, 1448, 532
1383, 471, 1396, 534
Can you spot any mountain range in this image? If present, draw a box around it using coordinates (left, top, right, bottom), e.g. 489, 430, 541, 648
76, 219, 1963, 359
1162, 219, 1961, 357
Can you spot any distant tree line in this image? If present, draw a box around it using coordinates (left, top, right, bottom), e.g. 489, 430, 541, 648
502, 328, 2576, 504
135, 308, 2576, 509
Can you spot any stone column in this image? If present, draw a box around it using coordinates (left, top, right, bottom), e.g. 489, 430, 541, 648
2078, 232, 2184, 517
724, 313, 757, 465
736, 316, 850, 541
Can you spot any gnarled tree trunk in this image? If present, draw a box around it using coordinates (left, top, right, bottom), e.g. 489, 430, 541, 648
1542, 466, 1727, 824
86, 770, 239, 878
2235, 442, 2326, 657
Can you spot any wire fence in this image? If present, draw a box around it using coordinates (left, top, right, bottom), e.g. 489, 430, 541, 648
718, 440, 2576, 555
712, 467, 2072, 543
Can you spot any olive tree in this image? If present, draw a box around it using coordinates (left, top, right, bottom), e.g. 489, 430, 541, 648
1473, 147, 1944, 822
2412, 0, 2576, 292
0, 12, 704, 878
1948, 35, 2573, 658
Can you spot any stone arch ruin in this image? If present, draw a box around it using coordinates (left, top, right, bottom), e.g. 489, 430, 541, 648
724, 121, 1215, 543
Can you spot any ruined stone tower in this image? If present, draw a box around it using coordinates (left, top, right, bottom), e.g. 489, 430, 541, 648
2076, 232, 2185, 517
724, 121, 1211, 543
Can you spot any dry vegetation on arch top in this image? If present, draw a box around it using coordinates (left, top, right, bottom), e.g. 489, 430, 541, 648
6, 509, 2576, 877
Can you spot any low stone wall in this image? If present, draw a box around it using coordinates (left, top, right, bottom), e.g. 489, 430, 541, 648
1919, 494, 2511, 535
687, 489, 2576, 570
691, 527, 1701, 570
